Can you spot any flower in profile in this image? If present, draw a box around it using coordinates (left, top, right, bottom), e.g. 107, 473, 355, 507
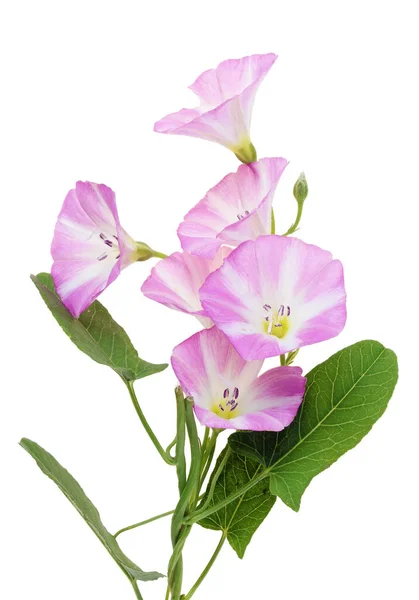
51, 181, 148, 318
141, 248, 232, 327
171, 326, 306, 431
178, 157, 287, 259
200, 235, 346, 360
154, 53, 277, 163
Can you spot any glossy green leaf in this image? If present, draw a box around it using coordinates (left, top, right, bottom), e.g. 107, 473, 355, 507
31, 273, 167, 381
20, 438, 164, 582
230, 340, 398, 511
198, 448, 275, 558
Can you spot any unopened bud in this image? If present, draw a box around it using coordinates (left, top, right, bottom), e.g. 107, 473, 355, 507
293, 172, 308, 204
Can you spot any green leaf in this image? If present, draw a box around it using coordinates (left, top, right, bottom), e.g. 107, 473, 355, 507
230, 340, 398, 512
198, 448, 276, 558
31, 272, 167, 381
20, 438, 164, 583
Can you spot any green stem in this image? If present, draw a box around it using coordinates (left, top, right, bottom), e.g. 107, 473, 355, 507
271, 207, 276, 234
199, 429, 220, 491
125, 381, 175, 466
280, 354, 286, 366
169, 400, 202, 599
152, 250, 168, 259
130, 580, 144, 600
114, 509, 174, 539
175, 387, 187, 494
282, 201, 304, 236
198, 446, 231, 514
184, 469, 269, 525
183, 533, 227, 600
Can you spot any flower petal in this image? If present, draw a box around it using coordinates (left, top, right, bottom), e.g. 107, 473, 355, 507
178, 158, 287, 259
171, 327, 305, 431
141, 248, 232, 323
51, 182, 135, 317
154, 53, 277, 150
200, 235, 347, 359
171, 326, 262, 412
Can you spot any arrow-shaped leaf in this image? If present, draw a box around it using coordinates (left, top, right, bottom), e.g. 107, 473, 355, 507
31, 272, 167, 382
20, 438, 164, 583
199, 448, 275, 558
230, 340, 398, 511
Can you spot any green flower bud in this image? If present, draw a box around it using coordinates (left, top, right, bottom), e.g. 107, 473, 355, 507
293, 172, 308, 204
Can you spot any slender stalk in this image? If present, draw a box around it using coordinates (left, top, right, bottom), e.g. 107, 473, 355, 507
169, 399, 202, 599
166, 436, 177, 458
130, 580, 144, 600
199, 429, 220, 492
198, 446, 231, 514
184, 469, 269, 525
114, 509, 174, 539
282, 201, 304, 236
183, 533, 227, 600
151, 249, 168, 259
271, 207, 276, 234
280, 354, 286, 366
125, 380, 175, 466
175, 387, 187, 493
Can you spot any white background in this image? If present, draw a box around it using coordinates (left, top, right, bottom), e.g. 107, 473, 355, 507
1, 1, 418, 599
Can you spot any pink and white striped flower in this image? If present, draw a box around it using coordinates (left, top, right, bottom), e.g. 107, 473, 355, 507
178, 157, 288, 259
199, 235, 347, 360
154, 53, 277, 162
51, 181, 139, 318
141, 248, 232, 327
171, 326, 306, 431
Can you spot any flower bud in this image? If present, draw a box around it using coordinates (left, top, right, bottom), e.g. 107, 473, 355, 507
293, 172, 308, 204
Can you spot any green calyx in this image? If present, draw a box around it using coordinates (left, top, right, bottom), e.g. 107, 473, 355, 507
134, 242, 167, 261
233, 138, 257, 164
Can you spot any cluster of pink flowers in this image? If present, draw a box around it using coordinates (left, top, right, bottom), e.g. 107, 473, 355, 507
51, 54, 346, 432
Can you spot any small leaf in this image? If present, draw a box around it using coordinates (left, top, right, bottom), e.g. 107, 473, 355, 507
198, 448, 275, 558
20, 438, 164, 582
230, 340, 398, 512
31, 273, 167, 381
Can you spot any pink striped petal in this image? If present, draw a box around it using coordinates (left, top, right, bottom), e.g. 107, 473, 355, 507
154, 53, 277, 153
178, 157, 287, 259
141, 247, 232, 325
51, 182, 136, 317
171, 327, 306, 431
199, 235, 347, 360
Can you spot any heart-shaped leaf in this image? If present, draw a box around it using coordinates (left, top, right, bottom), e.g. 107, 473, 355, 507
31, 273, 167, 381
20, 438, 164, 583
198, 448, 275, 558
230, 340, 398, 511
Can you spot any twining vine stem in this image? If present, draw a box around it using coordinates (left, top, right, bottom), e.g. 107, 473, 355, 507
125, 380, 175, 466
183, 533, 227, 600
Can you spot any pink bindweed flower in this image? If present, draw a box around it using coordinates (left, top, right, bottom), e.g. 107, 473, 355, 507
199, 235, 346, 360
178, 157, 288, 259
154, 53, 277, 163
171, 326, 306, 431
141, 248, 232, 327
51, 181, 142, 318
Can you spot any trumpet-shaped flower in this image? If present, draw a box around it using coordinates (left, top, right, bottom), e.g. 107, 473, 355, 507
171, 326, 306, 431
154, 53, 277, 162
141, 248, 232, 327
178, 157, 287, 259
51, 181, 138, 317
200, 235, 346, 360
